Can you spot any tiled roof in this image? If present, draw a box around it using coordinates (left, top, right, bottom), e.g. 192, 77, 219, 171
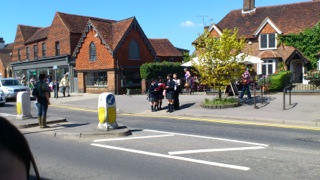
149, 39, 182, 57
217, 1, 320, 38
57, 12, 115, 34
25, 27, 50, 44
112, 17, 135, 50
4, 43, 13, 51
19, 25, 41, 42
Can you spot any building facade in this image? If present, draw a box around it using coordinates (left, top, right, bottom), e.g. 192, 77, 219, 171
194, 0, 320, 84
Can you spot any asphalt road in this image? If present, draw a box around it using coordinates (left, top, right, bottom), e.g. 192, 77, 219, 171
2, 101, 320, 179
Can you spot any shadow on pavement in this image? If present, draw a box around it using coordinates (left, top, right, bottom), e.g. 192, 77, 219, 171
179, 103, 196, 110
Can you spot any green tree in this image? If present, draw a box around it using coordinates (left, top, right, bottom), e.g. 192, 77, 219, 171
195, 28, 246, 99
279, 22, 320, 69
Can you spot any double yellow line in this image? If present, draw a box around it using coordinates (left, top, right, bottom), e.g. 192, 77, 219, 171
50, 104, 320, 131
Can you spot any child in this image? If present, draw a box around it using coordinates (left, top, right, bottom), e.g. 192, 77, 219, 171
156, 77, 165, 110
148, 79, 158, 112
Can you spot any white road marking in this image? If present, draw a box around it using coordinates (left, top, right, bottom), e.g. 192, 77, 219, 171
0, 113, 16, 117
91, 143, 250, 171
168, 146, 266, 155
144, 129, 269, 147
93, 134, 174, 143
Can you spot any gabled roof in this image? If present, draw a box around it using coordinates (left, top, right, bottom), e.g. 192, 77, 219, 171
73, 17, 156, 57
149, 39, 182, 57
25, 27, 50, 44
57, 12, 116, 34
216, 1, 320, 38
253, 17, 282, 36
19, 25, 41, 42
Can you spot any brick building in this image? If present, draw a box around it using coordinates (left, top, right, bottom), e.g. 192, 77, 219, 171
9, 12, 183, 93
0, 38, 13, 78
193, 0, 320, 84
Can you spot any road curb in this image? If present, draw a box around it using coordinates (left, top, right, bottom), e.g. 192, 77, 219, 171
53, 126, 132, 138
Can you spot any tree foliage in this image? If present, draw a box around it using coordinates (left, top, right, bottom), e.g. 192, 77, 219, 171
279, 22, 320, 69
195, 28, 246, 98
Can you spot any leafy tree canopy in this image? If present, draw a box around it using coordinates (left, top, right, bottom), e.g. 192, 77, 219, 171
195, 28, 247, 98
279, 22, 320, 69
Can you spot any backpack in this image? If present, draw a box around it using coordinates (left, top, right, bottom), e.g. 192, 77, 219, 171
32, 82, 45, 98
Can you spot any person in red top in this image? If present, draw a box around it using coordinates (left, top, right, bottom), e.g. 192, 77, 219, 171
156, 77, 165, 110
239, 67, 252, 99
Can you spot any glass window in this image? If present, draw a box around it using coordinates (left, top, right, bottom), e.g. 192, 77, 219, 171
129, 39, 140, 60
85, 72, 107, 87
261, 59, 276, 75
34, 45, 38, 60
121, 71, 141, 88
260, 33, 276, 49
18, 49, 21, 60
26, 47, 29, 59
89, 42, 96, 61
155, 57, 160, 62
55, 41, 60, 56
42, 43, 46, 57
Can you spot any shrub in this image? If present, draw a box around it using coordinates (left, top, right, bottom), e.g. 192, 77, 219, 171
269, 71, 292, 92
140, 62, 185, 80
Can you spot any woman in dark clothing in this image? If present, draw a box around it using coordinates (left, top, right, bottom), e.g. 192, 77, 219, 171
165, 74, 175, 113
148, 79, 158, 112
156, 77, 165, 110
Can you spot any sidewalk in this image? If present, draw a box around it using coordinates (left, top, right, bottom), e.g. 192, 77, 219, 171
50, 92, 320, 127
4, 92, 320, 138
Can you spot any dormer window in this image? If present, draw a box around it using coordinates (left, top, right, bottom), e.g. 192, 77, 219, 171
260, 33, 276, 50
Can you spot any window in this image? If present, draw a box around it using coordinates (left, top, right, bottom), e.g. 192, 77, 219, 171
261, 59, 276, 75
129, 39, 140, 60
42, 43, 46, 57
155, 57, 160, 62
260, 33, 276, 49
18, 49, 21, 60
89, 42, 96, 61
55, 41, 60, 56
85, 72, 107, 87
169, 58, 174, 62
26, 47, 29, 59
34, 45, 38, 60
121, 71, 141, 88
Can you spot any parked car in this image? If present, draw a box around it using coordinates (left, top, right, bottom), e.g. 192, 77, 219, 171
0, 78, 30, 100
0, 90, 5, 106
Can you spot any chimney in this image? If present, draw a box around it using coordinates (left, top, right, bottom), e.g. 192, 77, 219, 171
243, 0, 255, 13
0, 38, 4, 49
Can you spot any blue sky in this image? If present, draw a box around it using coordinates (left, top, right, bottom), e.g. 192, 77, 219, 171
1, 0, 308, 53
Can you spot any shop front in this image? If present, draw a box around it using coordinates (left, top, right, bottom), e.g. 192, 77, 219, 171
10, 55, 76, 91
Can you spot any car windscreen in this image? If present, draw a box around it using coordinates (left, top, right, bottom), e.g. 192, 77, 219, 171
1, 80, 21, 86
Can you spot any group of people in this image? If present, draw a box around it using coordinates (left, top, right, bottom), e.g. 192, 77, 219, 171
148, 73, 182, 113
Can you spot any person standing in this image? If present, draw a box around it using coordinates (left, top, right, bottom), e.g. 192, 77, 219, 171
148, 79, 158, 112
156, 77, 165, 110
184, 68, 191, 93
173, 73, 181, 110
165, 74, 175, 113
60, 74, 70, 97
53, 79, 59, 98
239, 67, 252, 99
33, 73, 50, 128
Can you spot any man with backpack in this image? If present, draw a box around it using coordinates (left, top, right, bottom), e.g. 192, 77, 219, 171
32, 73, 50, 128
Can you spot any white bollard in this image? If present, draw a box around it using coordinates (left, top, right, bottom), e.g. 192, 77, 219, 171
16, 91, 32, 119
97, 92, 118, 130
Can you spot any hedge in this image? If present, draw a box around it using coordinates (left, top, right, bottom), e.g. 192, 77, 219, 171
269, 71, 292, 92
140, 62, 185, 80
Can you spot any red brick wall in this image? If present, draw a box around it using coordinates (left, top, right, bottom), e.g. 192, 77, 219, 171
46, 14, 71, 56
0, 61, 5, 77
209, 29, 220, 38
12, 27, 25, 61
77, 72, 85, 93
76, 29, 114, 70
114, 29, 154, 67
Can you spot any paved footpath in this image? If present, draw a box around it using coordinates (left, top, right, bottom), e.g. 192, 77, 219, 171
3, 92, 320, 138
49, 92, 320, 127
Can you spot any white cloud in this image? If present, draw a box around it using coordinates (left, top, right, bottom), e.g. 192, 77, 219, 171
181, 20, 200, 27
